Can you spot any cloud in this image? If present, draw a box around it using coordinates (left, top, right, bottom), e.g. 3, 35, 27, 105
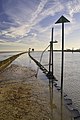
1, 0, 64, 39
25, 0, 64, 35
67, 0, 80, 17
0, 0, 49, 41
61, 0, 80, 36
0, 0, 37, 38
0, 0, 80, 51
30, 0, 64, 28
30, 0, 48, 23
0, 39, 5, 43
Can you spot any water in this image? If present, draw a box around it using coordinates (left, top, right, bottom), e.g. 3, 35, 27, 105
0, 52, 21, 61
0, 51, 80, 112
30, 51, 80, 112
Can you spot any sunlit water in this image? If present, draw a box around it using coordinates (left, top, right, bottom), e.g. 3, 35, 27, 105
0, 51, 80, 112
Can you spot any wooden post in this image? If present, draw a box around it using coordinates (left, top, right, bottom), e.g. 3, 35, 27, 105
61, 22, 64, 94
49, 28, 54, 82
51, 28, 54, 77
55, 15, 70, 94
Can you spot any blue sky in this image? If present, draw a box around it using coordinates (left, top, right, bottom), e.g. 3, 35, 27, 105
0, 0, 80, 51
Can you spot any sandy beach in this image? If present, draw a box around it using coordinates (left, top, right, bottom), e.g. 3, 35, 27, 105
0, 64, 73, 120
0, 64, 51, 120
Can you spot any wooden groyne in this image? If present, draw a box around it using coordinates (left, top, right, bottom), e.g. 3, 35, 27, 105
28, 51, 57, 81
0, 52, 27, 71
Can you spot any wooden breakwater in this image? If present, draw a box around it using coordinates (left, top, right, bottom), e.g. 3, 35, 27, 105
28, 51, 57, 81
0, 52, 27, 71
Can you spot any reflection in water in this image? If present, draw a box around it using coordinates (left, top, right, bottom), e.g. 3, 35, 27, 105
49, 82, 64, 120
49, 81, 54, 120
61, 92, 63, 120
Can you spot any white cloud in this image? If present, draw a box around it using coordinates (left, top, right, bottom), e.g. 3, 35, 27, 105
67, 0, 80, 17
0, 0, 80, 51
26, 0, 64, 34
53, 0, 80, 40
8, 0, 48, 38
0, 39, 5, 43
30, 0, 64, 27
30, 0, 48, 23
1, 0, 64, 40
41, 1, 63, 16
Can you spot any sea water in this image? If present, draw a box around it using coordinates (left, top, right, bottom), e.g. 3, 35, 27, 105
28, 51, 80, 112
0, 51, 80, 112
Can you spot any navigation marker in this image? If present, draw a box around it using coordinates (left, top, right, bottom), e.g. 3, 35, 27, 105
55, 15, 70, 94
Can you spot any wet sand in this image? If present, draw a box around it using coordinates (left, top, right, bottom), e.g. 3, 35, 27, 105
0, 64, 73, 120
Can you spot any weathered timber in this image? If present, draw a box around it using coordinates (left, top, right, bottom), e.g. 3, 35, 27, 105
28, 51, 57, 81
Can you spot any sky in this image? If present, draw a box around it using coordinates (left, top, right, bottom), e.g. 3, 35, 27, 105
0, 0, 80, 51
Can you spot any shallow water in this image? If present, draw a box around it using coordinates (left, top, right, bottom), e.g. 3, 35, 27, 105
0, 51, 80, 112
0, 52, 21, 61
29, 51, 80, 112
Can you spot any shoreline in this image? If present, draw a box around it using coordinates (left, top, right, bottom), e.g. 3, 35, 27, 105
0, 64, 51, 120
0, 64, 74, 120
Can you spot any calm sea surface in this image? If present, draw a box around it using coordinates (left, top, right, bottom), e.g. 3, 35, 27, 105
0, 51, 80, 111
